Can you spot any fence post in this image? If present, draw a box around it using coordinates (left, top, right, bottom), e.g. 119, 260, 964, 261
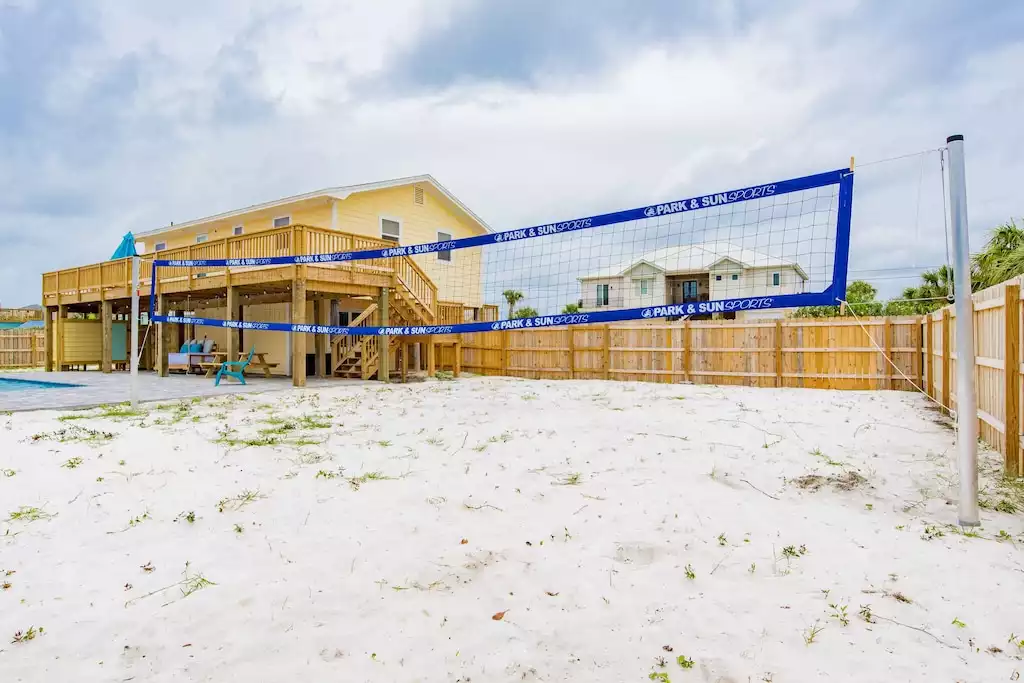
500, 330, 508, 376
925, 314, 933, 398
775, 319, 783, 388
884, 318, 894, 390
30, 331, 37, 368
1004, 283, 1020, 477
941, 309, 951, 415
683, 320, 691, 383
567, 327, 575, 379
603, 325, 611, 380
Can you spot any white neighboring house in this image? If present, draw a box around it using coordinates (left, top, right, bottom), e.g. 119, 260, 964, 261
577, 242, 808, 320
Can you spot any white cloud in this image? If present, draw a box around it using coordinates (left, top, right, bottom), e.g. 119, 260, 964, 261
2, 0, 1022, 306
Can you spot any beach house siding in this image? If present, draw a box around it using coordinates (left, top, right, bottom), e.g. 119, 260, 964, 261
332, 186, 484, 308
153, 183, 487, 375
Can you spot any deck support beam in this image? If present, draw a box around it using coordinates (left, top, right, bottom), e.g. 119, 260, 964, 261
56, 304, 67, 371
227, 284, 240, 362
292, 275, 307, 387
379, 288, 390, 383
314, 298, 327, 378
44, 306, 54, 372
101, 298, 113, 373
156, 294, 170, 377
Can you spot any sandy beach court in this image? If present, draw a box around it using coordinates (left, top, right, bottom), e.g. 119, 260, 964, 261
1, 377, 1022, 682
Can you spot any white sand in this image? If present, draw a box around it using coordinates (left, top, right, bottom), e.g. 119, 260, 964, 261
1, 378, 1023, 682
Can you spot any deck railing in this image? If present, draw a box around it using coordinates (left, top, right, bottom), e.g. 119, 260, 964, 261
41, 225, 437, 320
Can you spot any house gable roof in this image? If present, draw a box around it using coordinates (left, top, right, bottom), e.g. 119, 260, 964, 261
579, 242, 809, 280
136, 174, 492, 238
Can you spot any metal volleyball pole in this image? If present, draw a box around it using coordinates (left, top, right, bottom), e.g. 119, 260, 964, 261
946, 133, 979, 527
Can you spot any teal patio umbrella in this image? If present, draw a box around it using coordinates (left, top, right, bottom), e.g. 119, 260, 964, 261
111, 232, 138, 260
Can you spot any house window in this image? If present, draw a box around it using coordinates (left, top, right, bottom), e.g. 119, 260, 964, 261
731, 274, 738, 281
154, 242, 166, 252
196, 233, 208, 244
635, 279, 652, 296
233, 225, 244, 236
715, 275, 722, 281
682, 280, 698, 300
437, 231, 452, 262
596, 284, 609, 306
273, 216, 291, 229
772, 272, 781, 286
380, 218, 401, 243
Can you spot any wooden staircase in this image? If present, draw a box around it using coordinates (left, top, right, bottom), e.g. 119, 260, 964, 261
331, 255, 437, 380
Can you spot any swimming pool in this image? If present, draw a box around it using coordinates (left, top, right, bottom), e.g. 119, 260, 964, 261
0, 377, 83, 392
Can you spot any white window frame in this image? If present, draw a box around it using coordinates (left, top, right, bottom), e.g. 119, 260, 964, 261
154, 242, 167, 252
379, 215, 402, 243
436, 230, 453, 263
232, 225, 244, 236
772, 272, 781, 287
272, 215, 291, 229
635, 278, 652, 296
196, 233, 208, 244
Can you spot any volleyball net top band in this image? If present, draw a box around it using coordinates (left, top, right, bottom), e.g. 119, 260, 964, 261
149, 166, 854, 336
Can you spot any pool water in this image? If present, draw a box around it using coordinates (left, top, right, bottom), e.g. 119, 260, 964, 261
0, 377, 82, 392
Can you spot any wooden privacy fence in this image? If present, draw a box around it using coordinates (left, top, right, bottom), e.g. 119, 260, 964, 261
922, 278, 1024, 478
450, 317, 922, 391
0, 329, 46, 369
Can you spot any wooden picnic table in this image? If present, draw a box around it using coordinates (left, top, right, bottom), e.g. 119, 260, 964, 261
202, 351, 279, 378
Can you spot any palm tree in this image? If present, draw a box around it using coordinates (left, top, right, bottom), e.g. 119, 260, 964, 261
561, 303, 581, 314
973, 219, 1024, 289
512, 307, 539, 319
503, 290, 524, 319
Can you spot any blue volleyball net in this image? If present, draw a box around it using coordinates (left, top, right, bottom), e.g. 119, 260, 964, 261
149, 166, 853, 336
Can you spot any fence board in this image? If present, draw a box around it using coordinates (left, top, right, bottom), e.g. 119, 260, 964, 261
458, 317, 921, 391
0, 329, 46, 369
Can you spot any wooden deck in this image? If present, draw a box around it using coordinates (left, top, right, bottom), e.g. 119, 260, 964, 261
41, 225, 437, 308
41, 225, 452, 385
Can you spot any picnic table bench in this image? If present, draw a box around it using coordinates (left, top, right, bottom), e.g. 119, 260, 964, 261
201, 351, 279, 378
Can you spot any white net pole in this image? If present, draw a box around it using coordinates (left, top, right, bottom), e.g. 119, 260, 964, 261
130, 256, 141, 409
946, 133, 979, 527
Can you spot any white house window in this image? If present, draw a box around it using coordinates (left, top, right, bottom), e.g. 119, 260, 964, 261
731, 274, 738, 281
380, 218, 401, 243
437, 231, 452, 262
232, 225, 244, 236
154, 242, 167, 252
635, 279, 652, 296
596, 284, 609, 306
273, 216, 291, 229
196, 233, 208, 244
772, 272, 781, 286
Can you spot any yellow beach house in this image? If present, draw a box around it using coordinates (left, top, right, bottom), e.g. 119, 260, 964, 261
41, 175, 496, 385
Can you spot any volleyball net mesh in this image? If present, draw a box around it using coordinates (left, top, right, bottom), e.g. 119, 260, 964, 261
150, 167, 853, 336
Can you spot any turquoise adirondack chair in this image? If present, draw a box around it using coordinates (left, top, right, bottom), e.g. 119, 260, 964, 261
215, 346, 256, 386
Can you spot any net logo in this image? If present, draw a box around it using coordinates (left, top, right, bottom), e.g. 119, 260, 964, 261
643, 184, 778, 218
642, 298, 776, 318
490, 313, 590, 331
376, 326, 454, 335
494, 219, 593, 243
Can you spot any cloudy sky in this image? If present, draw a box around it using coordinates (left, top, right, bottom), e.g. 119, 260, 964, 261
2, 0, 1022, 308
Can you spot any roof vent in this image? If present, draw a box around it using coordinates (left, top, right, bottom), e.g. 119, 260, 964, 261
414, 186, 425, 205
